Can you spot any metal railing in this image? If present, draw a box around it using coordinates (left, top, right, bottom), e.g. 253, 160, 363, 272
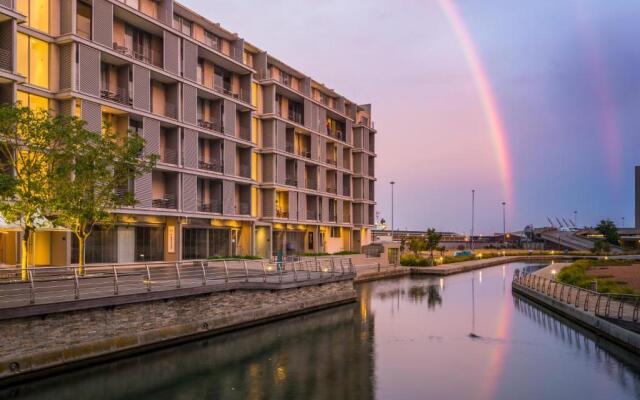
113, 43, 163, 68
307, 209, 318, 220
160, 148, 178, 164
0, 258, 355, 309
198, 200, 222, 213
101, 87, 132, 106
213, 85, 250, 104
198, 160, 223, 173
285, 177, 297, 186
288, 112, 303, 125
326, 158, 337, 166
238, 125, 251, 141
276, 209, 289, 219
236, 201, 251, 215
513, 270, 640, 322
198, 118, 222, 133
152, 194, 177, 209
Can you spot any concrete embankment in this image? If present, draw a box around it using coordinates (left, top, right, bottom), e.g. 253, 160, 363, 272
0, 275, 356, 384
512, 263, 640, 355
410, 255, 567, 276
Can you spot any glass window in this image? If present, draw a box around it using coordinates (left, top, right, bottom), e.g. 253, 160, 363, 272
135, 226, 164, 262
183, 228, 208, 259
209, 229, 229, 257
30, 0, 49, 32
16, 90, 49, 110
71, 226, 118, 264
16, 33, 27, 78
29, 37, 49, 88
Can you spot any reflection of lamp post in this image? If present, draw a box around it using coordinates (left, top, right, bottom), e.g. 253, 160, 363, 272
471, 189, 475, 250
502, 201, 506, 246
390, 181, 396, 239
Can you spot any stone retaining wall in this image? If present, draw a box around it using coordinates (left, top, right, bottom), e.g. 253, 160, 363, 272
0, 279, 356, 382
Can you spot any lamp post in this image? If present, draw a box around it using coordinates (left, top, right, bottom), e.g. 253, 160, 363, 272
574, 210, 578, 228
502, 201, 506, 245
471, 189, 475, 250
390, 181, 396, 239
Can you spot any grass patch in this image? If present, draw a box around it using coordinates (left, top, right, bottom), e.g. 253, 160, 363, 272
401, 252, 502, 267
556, 259, 635, 294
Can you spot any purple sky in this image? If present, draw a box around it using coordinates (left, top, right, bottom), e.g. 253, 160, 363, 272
181, 0, 640, 234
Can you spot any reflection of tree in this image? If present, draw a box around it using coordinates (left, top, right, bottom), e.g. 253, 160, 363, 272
408, 285, 442, 309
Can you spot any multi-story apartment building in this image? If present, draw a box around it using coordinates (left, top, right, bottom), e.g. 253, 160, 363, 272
0, 0, 377, 266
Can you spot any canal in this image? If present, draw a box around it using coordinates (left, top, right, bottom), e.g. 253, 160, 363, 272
3, 261, 640, 399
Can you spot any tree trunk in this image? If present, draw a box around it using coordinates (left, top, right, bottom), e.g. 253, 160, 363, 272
20, 228, 31, 281
78, 235, 85, 275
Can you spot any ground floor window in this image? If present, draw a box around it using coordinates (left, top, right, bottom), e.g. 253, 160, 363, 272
182, 228, 230, 260
135, 226, 164, 262
71, 226, 117, 264
273, 231, 305, 256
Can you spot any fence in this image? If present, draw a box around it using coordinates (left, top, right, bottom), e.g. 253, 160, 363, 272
0, 258, 355, 309
513, 270, 640, 323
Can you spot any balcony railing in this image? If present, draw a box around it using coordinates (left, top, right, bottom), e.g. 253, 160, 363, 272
343, 185, 351, 197
198, 160, 222, 173
160, 148, 178, 164
101, 87, 132, 106
326, 157, 337, 166
0, 0, 13, 9
237, 202, 251, 215
298, 149, 311, 159
285, 143, 294, 153
327, 129, 345, 142
306, 209, 317, 220
238, 125, 251, 141
305, 179, 317, 190
213, 85, 250, 104
276, 209, 289, 219
114, 185, 134, 201
287, 112, 303, 125
113, 43, 163, 68
285, 177, 297, 186
198, 118, 223, 133
343, 211, 351, 223
238, 164, 251, 178
327, 186, 337, 194
329, 212, 337, 223
163, 102, 178, 119
0, 48, 10, 72
198, 200, 222, 213
152, 194, 177, 209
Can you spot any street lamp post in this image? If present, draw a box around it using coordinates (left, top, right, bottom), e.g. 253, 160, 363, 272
471, 190, 475, 250
502, 201, 506, 246
390, 181, 396, 239
574, 210, 578, 228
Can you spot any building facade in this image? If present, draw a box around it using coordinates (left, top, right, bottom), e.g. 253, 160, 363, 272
0, 0, 377, 266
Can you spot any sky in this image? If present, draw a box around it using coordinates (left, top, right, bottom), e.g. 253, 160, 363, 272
181, 0, 640, 234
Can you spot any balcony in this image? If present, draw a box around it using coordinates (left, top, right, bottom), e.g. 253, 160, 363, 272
327, 128, 345, 142
236, 201, 251, 215
285, 177, 297, 187
238, 164, 251, 179
306, 209, 317, 220
343, 184, 351, 197
305, 178, 317, 190
152, 193, 176, 209
287, 111, 303, 125
113, 43, 163, 68
163, 102, 178, 119
327, 186, 337, 195
0, 48, 10, 72
198, 160, 222, 173
326, 157, 337, 166
160, 148, 178, 164
238, 125, 251, 141
276, 209, 289, 219
285, 143, 294, 153
198, 118, 223, 133
198, 199, 222, 213
101, 87, 132, 106
114, 182, 134, 202
213, 84, 250, 104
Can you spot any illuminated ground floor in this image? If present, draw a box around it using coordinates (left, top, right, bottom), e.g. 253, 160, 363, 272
0, 215, 372, 267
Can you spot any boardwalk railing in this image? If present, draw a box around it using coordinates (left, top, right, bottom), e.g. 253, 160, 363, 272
0, 258, 355, 309
513, 270, 640, 323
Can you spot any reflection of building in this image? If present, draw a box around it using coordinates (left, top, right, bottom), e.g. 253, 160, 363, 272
372, 230, 519, 249
3, 302, 376, 398
0, 0, 376, 266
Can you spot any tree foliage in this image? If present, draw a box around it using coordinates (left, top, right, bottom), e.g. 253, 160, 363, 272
595, 219, 619, 246
425, 228, 442, 262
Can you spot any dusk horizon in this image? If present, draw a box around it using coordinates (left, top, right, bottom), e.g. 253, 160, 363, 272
181, 0, 640, 234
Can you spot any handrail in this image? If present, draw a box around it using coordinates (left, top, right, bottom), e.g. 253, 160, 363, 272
0, 256, 357, 309
513, 270, 640, 322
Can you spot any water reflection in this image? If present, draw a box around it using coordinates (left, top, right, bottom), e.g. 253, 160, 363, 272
4, 262, 640, 400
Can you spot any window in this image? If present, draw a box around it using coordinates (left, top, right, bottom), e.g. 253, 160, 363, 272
204, 30, 218, 49
135, 226, 164, 262
280, 71, 291, 86
16, 90, 49, 110
17, 33, 49, 88
331, 227, 341, 238
76, 1, 92, 39
17, 0, 49, 33
183, 228, 208, 259
71, 226, 118, 264
209, 229, 229, 257
172, 14, 192, 36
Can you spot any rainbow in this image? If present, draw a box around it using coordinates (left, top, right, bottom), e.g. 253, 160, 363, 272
438, 0, 514, 206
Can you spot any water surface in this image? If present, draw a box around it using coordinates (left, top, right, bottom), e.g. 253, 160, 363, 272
3, 262, 640, 399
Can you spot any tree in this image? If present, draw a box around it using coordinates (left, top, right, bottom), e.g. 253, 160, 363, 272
592, 239, 611, 256
425, 228, 442, 264
0, 105, 63, 279
595, 219, 619, 246
408, 237, 426, 256
50, 119, 157, 273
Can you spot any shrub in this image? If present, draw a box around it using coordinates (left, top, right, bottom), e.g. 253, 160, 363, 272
207, 255, 261, 260
400, 254, 431, 266
557, 259, 634, 294
332, 251, 360, 255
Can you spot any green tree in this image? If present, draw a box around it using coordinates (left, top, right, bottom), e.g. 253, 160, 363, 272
592, 239, 611, 255
50, 119, 157, 273
595, 219, 620, 245
0, 105, 63, 279
408, 237, 426, 256
425, 228, 442, 264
